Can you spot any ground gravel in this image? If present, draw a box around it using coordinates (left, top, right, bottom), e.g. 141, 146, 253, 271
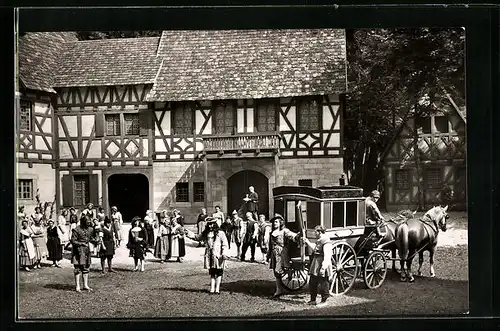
18, 212, 468, 319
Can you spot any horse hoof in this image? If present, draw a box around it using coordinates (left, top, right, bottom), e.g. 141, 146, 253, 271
409, 277, 415, 283
430, 273, 435, 278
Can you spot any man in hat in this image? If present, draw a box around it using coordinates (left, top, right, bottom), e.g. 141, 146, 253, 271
365, 190, 385, 237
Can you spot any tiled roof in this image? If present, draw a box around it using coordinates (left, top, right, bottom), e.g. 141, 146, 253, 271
146, 29, 347, 101
54, 37, 161, 87
18, 32, 79, 93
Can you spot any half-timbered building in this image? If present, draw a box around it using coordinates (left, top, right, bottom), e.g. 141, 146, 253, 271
16, 29, 348, 222
381, 92, 467, 212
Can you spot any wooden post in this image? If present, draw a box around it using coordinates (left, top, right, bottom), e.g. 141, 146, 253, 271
203, 155, 208, 210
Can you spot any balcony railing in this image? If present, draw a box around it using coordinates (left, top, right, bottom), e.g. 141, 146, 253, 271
203, 132, 280, 153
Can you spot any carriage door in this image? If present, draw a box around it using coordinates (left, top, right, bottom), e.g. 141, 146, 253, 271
227, 170, 269, 218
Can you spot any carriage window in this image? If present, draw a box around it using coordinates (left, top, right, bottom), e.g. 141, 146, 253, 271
286, 201, 296, 223
332, 202, 344, 228
324, 202, 332, 229
306, 202, 321, 229
346, 201, 358, 227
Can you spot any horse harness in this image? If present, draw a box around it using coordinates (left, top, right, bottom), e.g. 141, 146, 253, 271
401, 213, 439, 261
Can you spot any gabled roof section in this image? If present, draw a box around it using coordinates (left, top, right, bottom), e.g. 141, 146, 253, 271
146, 29, 347, 102
54, 37, 161, 87
18, 32, 78, 93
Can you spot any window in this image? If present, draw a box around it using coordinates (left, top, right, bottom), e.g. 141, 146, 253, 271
332, 202, 344, 228
17, 179, 33, 199
172, 102, 195, 135
298, 179, 313, 187
297, 97, 321, 131
395, 169, 410, 190
256, 99, 277, 132
73, 175, 90, 206
434, 115, 449, 133
415, 117, 431, 134
193, 182, 205, 202
105, 114, 121, 136
425, 168, 442, 189
346, 201, 358, 227
124, 114, 140, 135
213, 101, 235, 134
176, 182, 189, 202
19, 100, 32, 131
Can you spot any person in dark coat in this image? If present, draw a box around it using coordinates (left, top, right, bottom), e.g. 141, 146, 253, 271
240, 212, 259, 262
99, 217, 117, 273
71, 214, 98, 292
127, 217, 148, 272
243, 186, 259, 221
46, 219, 63, 267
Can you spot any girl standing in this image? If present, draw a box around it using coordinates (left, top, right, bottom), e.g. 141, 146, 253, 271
154, 217, 170, 263
144, 210, 155, 249
97, 207, 106, 224
99, 217, 117, 273
19, 220, 36, 271
57, 209, 70, 251
186, 219, 229, 294
46, 219, 63, 267
30, 207, 43, 227
170, 217, 186, 263
127, 217, 147, 272
111, 206, 123, 246
30, 218, 49, 269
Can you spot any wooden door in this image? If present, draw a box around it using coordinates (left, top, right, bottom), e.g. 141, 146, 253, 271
227, 170, 269, 219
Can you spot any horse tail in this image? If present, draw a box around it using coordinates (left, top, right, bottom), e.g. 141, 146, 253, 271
396, 223, 409, 261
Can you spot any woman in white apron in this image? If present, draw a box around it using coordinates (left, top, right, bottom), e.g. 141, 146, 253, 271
19, 220, 36, 271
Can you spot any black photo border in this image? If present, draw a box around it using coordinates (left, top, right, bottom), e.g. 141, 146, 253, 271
1, 1, 499, 330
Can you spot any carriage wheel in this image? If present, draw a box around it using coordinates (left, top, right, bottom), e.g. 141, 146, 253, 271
363, 251, 387, 290
329, 242, 358, 295
278, 267, 309, 291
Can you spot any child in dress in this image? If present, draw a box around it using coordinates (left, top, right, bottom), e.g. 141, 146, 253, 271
19, 220, 36, 271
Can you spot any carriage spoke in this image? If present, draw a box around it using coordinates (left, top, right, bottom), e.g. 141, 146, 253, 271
343, 269, 356, 278
342, 255, 355, 267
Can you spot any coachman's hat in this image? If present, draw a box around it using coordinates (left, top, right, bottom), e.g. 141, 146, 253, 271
370, 190, 381, 198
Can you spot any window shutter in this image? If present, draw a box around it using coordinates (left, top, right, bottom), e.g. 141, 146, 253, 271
95, 113, 105, 137
62, 175, 74, 207
89, 174, 99, 206
139, 110, 151, 137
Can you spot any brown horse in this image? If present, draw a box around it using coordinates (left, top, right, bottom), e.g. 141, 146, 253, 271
395, 206, 449, 282
378, 210, 416, 272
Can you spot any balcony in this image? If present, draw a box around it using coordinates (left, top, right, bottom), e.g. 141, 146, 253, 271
202, 132, 280, 158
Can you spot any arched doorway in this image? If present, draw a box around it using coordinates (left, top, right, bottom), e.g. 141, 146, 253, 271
227, 170, 269, 219
108, 174, 149, 223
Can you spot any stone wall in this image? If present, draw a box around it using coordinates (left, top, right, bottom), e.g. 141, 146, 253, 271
277, 158, 344, 187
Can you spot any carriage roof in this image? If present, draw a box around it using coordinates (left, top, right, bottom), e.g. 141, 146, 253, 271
272, 185, 365, 201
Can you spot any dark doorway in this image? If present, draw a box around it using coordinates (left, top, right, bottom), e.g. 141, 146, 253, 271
108, 174, 149, 223
227, 170, 269, 219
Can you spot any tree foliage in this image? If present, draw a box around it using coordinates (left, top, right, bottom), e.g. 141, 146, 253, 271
344, 28, 465, 204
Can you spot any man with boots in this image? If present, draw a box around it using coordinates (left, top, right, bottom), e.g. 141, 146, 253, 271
70, 214, 98, 292
240, 212, 258, 262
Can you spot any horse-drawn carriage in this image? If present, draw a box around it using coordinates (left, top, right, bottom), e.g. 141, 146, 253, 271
272, 185, 392, 295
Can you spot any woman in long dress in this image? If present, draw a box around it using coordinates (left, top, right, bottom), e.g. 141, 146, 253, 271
144, 210, 155, 249
266, 214, 301, 298
154, 217, 170, 263
111, 206, 123, 246
71, 214, 98, 292
127, 217, 148, 272
19, 220, 36, 271
30, 218, 49, 269
196, 208, 208, 247
170, 217, 186, 263
99, 217, 117, 273
46, 219, 63, 267
57, 209, 70, 252
30, 206, 43, 227
186, 218, 229, 294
